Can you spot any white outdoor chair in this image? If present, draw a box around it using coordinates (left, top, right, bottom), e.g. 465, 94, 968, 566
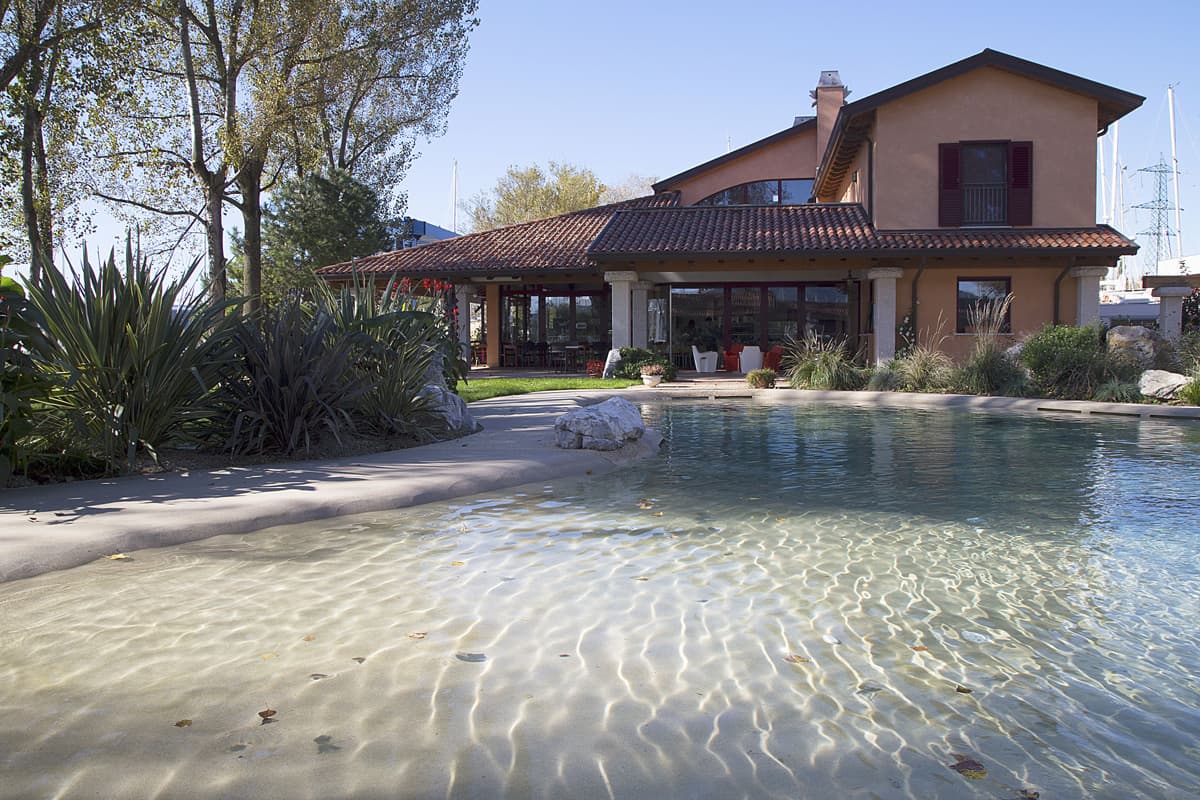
739, 345, 763, 373
691, 345, 718, 373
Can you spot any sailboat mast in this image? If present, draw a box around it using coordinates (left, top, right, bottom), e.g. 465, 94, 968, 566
451, 159, 458, 234
1099, 133, 1109, 224
1168, 85, 1183, 256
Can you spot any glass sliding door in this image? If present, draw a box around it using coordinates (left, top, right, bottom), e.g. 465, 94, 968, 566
729, 287, 762, 346
671, 287, 724, 365
804, 285, 849, 340
765, 287, 799, 346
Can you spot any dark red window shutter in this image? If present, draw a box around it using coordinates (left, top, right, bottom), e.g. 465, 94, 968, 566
938, 143, 962, 227
1008, 141, 1033, 226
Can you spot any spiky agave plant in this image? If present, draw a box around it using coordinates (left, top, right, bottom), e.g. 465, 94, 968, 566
782, 331, 866, 390
26, 246, 237, 473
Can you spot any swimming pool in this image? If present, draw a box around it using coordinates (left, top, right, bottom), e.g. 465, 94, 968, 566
1, 402, 1197, 798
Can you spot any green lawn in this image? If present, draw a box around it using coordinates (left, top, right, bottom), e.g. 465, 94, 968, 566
456, 377, 638, 403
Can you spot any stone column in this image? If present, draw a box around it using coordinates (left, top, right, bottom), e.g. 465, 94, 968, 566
485, 284, 501, 367
631, 281, 652, 349
454, 284, 473, 348
605, 271, 638, 350
1070, 266, 1108, 326
867, 267, 904, 363
1153, 285, 1192, 342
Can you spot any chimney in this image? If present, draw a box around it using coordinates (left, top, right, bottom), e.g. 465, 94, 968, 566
813, 70, 847, 168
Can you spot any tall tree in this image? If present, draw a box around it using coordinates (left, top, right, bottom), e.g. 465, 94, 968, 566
254, 169, 390, 303
465, 162, 606, 232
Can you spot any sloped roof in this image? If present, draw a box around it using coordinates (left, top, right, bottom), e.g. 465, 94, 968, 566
589, 204, 1138, 258
815, 49, 1145, 196
316, 193, 680, 276
652, 117, 817, 193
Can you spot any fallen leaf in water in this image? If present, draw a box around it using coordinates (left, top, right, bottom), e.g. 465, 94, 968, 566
776, 517, 786, 523
948, 755, 987, 779
558, 653, 571, 658
174, 719, 192, 727
585, 469, 593, 475
228, 744, 247, 753
302, 635, 316, 642
634, 576, 649, 582
856, 682, 886, 696
451, 561, 465, 567
309, 673, 329, 681
823, 634, 842, 645
259, 652, 278, 660
1017, 791, 1040, 799
407, 632, 427, 640
783, 654, 810, 664
637, 499, 653, 509
258, 708, 276, 720
351, 657, 365, 664
956, 685, 973, 694
651, 511, 664, 517
912, 645, 929, 652
456, 652, 487, 663
103, 553, 130, 561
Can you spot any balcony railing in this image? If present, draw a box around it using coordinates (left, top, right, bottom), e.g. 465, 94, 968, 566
962, 182, 1007, 225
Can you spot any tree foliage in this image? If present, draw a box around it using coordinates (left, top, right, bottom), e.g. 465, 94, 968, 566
465, 162, 607, 232
256, 169, 391, 303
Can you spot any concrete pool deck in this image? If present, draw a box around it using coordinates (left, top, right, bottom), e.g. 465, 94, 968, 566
2, 385, 1197, 584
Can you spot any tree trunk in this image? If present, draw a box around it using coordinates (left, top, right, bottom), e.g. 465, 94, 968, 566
204, 171, 227, 299
237, 159, 264, 313
20, 96, 46, 284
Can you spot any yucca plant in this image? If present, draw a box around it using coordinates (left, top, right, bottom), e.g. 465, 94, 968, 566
867, 359, 900, 391
25, 248, 237, 473
782, 331, 866, 390
219, 296, 372, 455
1, 268, 55, 480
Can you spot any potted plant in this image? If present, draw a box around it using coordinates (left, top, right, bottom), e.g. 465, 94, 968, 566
640, 363, 665, 387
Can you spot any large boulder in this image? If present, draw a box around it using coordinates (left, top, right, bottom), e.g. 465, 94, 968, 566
1107, 325, 1157, 369
419, 384, 482, 435
555, 397, 645, 451
1139, 369, 1190, 401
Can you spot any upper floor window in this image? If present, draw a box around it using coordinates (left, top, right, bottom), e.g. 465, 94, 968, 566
939, 142, 1032, 227
695, 179, 814, 206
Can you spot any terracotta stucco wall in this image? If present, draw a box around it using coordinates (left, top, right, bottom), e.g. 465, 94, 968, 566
836, 139, 872, 209
871, 67, 1098, 230
667, 128, 819, 206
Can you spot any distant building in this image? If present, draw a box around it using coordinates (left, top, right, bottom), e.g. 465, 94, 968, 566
1156, 255, 1197, 277
387, 217, 458, 251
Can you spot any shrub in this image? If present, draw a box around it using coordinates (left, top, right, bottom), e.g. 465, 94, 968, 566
867, 360, 900, 391
615, 346, 676, 381
639, 363, 664, 376
1177, 330, 1200, 375
1021, 323, 1108, 399
1179, 377, 1200, 406
952, 294, 1026, 396
26, 249, 238, 473
783, 332, 865, 390
218, 297, 372, 455
1183, 288, 1199, 331
746, 368, 776, 388
894, 345, 954, 392
1092, 380, 1142, 404
1, 269, 54, 479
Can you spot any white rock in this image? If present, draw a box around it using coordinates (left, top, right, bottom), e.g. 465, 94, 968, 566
554, 397, 645, 451
1107, 325, 1157, 368
419, 384, 482, 435
601, 348, 623, 379
1139, 369, 1190, 400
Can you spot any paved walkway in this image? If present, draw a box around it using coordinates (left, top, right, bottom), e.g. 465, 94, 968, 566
0, 391, 659, 584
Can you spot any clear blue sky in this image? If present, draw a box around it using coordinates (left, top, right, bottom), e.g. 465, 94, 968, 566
402, 0, 1200, 266
23, 0, 1199, 282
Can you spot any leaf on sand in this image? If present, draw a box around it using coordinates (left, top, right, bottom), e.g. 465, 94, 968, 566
558, 653, 571, 658
258, 708, 277, 723
822, 634, 842, 645
103, 553, 131, 561
783, 654, 810, 664
309, 673, 329, 681
948, 755, 987, 779
174, 719, 192, 727
911, 645, 929, 652
456, 652, 487, 663
259, 653, 278, 660
302, 635, 316, 642
956, 685, 973, 694
407, 632, 427, 640
351, 657, 366, 664
451, 561, 465, 567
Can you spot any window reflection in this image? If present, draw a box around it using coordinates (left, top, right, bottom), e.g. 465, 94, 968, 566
695, 179, 815, 206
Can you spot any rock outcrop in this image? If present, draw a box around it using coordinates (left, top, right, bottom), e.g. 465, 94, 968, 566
1107, 326, 1158, 369
554, 397, 646, 450
1139, 369, 1190, 401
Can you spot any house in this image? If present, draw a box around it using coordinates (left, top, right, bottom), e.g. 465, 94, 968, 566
317, 49, 1144, 369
